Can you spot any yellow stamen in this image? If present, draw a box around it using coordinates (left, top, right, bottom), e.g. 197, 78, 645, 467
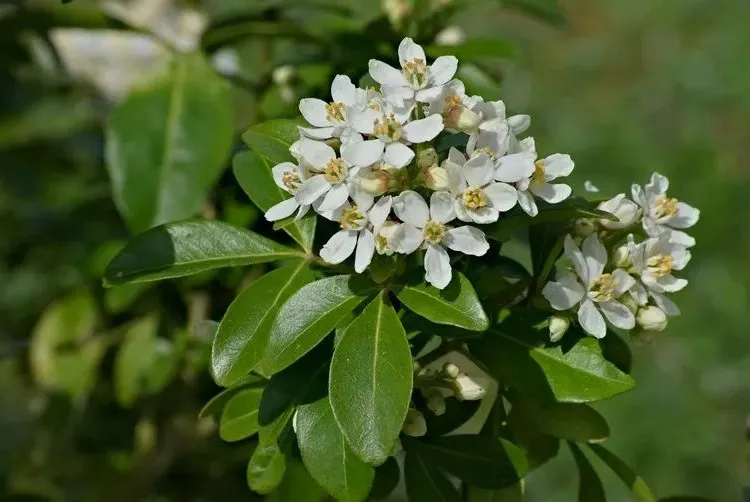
590, 273, 617, 302
323, 158, 348, 183
403, 58, 428, 88
281, 170, 302, 193
325, 102, 345, 123
373, 113, 403, 142
340, 206, 366, 230
462, 187, 488, 209
532, 159, 546, 185
646, 254, 674, 277
653, 196, 679, 219
423, 220, 446, 245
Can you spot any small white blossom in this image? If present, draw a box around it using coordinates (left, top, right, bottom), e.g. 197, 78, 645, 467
632, 172, 699, 247
424, 79, 482, 133
443, 148, 517, 224
636, 306, 668, 332
597, 193, 641, 230
369, 37, 458, 108
298, 75, 366, 143
264, 161, 311, 221
465, 99, 530, 159
391, 190, 489, 289
542, 235, 636, 338
435, 26, 466, 47
319, 196, 393, 273
294, 139, 357, 213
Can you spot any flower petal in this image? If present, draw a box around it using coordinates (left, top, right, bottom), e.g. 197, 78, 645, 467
402, 114, 444, 143
393, 190, 429, 228
320, 230, 358, 265
331, 74, 357, 105
428, 56, 458, 86
530, 182, 571, 204
670, 202, 700, 229
646, 172, 669, 195
368, 195, 392, 229
462, 153, 494, 187
484, 182, 518, 212
631, 183, 647, 209
495, 152, 535, 183
582, 234, 607, 283
264, 198, 299, 221
384, 142, 415, 168
383, 85, 415, 108
299, 98, 330, 128
543, 154, 574, 178
508, 114, 531, 135
393, 223, 424, 254
543, 271, 586, 310
648, 274, 688, 293
317, 182, 349, 212
564, 234, 589, 285
298, 126, 335, 140
667, 229, 696, 247
398, 37, 426, 66
354, 230, 375, 273
651, 292, 681, 316
350, 107, 380, 135
612, 268, 636, 297
415, 86, 444, 103
430, 191, 456, 223
297, 138, 336, 170
444, 226, 489, 256
295, 175, 330, 205
271, 162, 298, 190
517, 190, 538, 217
369, 59, 407, 87
424, 244, 452, 289
341, 139, 384, 167
578, 299, 606, 339
599, 301, 635, 330
630, 282, 649, 306
467, 206, 499, 224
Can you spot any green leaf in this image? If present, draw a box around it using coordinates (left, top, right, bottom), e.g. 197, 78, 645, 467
233, 150, 316, 252
105, 52, 233, 233
404, 452, 461, 502
588, 445, 657, 502
516, 400, 609, 443
247, 442, 286, 494
404, 436, 528, 489
424, 398, 481, 438
467, 485, 523, 502
329, 294, 413, 465
212, 262, 316, 386
114, 317, 177, 407
502, 0, 567, 26
569, 443, 606, 502
198, 376, 265, 420
396, 272, 489, 331
658, 498, 714, 502
296, 398, 375, 502
259, 275, 374, 375
599, 331, 633, 374
369, 457, 400, 500
219, 387, 263, 442
270, 458, 328, 502
29, 293, 104, 401
104, 220, 302, 286
507, 407, 560, 470
426, 39, 518, 61
471, 333, 635, 403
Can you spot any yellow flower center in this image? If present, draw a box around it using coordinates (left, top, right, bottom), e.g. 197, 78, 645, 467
532, 160, 546, 185
473, 146, 496, 160
653, 196, 679, 219
646, 254, 674, 277
589, 273, 617, 302
462, 186, 488, 209
373, 113, 403, 142
423, 220, 446, 245
281, 170, 302, 193
323, 159, 348, 184
403, 58, 428, 88
325, 102, 345, 123
339, 206, 367, 230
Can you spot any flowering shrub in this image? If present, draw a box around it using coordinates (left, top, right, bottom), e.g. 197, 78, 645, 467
104, 36, 700, 500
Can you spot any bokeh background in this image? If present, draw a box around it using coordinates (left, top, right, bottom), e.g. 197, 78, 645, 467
1, 0, 748, 501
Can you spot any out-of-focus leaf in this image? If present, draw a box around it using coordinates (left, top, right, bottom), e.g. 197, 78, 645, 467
219, 387, 263, 442
588, 445, 657, 501
198, 375, 265, 420
569, 442, 606, 502
404, 452, 461, 502
103, 220, 302, 286
247, 442, 286, 494
426, 39, 518, 61
457, 63, 502, 101
105, 52, 233, 233
369, 457, 400, 500
502, 0, 567, 26
467, 484, 523, 502
212, 262, 316, 387
507, 405, 560, 470
269, 458, 328, 502
599, 331, 633, 374
329, 294, 412, 465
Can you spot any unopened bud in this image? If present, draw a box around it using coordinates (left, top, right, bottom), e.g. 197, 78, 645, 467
574, 218, 596, 237
272, 65, 295, 86
358, 169, 389, 196
549, 315, 570, 342
425, 391, 446, 416
418, 148, 439, 170
620, 292, 640, 315
598, 194, 641, 230
452, 374, 486, 401
402, 408, 427, 437
446, 105, 481, 133
613, 245, 632, 268
435, 26, 465, 46
636, 306, 668, 332
423, 165, 450, 190
442, 362, 460, 380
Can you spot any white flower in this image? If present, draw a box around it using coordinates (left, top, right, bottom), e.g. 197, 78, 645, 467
626, 234, 690, 316
597, 194, 641, 230
465, 99, 530, 159
443, 148, 517, 224
495, 150, 574, 217
542, 235, 636, 339
632, 172, 700, 247
293, 139, 357, 213
636, 306, 668, 332
264, 161, 311, 221
424, 79, 481, 133
369, 37, 458, 108
392, 190, 489, 289
319, 196, 393, 273
435, 26, 465, 46
548, 315, 570, 342
343, 104, 444, 168
298, 75, 365, 142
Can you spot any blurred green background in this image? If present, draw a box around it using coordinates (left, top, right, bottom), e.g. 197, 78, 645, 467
1, 0, 748, 500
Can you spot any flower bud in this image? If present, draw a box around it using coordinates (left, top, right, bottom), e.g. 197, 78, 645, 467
272, 65, 295, 86
452, 374, 486, 401
425, 390, 446, 416
402, 408, 427, 437
435, 26, 465, 47
598, 194, 641, 230
612, 245, 632, 268
620, 292, 640, 315
636, 306, 668, 332
446, 105, 481, 133
358, 169, 389, 196
423, 165, 450, 190
417, 148, 439, 170
574, 218, 596, 237
548, 315, 570, 342
383, 0, 413, 26
442, 362, 460, 380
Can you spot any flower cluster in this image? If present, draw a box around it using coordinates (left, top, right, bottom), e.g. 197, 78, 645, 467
265, 37, 577, 289
542, 173, 699, 338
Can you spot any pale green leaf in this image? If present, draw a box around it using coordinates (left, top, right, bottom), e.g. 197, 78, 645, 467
247, 442, 286, 494
219, 387, 263, 442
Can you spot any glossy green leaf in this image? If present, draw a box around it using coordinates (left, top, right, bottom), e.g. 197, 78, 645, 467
212, 262, 316, 386
467, 485, 523, 502
471, 333, 635, 403
588, 445, 657, 502
329, 294, 413, 465
198, 376, 265, 420
259, 275, 374, 375
426, 39, 518, 61
104, 220, 302, 286
404, 452, 461, 502
233, 150, 316, 252
569, 442, 606, 502
507, 406, 560, 470
219, 387, 263, 442
29, 293, 104, 401
517, 400, 610, 443
114, 317, 177, 407
247, 442, 286, 494
396, 272, 489, 331
105, 52, 233, 233
369, 457, 400, 500
270, 459, 328, 502
404, 436, 528, 489
296, 398, 375, 501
